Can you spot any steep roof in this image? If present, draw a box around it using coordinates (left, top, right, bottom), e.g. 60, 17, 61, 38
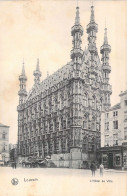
119, 90, 127, 97
26, 62, 72, 101
0, 123, 9, 127
110, 103, 121, 111
40, 62, 72, 91
26, 49, 102, 102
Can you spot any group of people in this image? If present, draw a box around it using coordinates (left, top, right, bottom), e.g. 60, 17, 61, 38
11, 160, 104, 175
90, 162, 104, 177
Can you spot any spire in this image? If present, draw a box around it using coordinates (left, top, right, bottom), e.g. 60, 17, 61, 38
18, 60, 27, 105
70, 4, 83, 74
86, 5, 98, 54
104, 28, 108, 44
100, 27, 111, 54
21, 60, 25, 76
100, 26, 112, 109
36, 58, 40, 71
90, 5, 95, 22
33, 58, 41, 85
75, 6, 80, 25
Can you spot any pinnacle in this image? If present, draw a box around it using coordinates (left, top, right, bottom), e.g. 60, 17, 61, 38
75, 6, 80, 25
21, 61, 25, 76
90, 5, 95, 23
33, 58, 41, 83
104, 28, 108, 44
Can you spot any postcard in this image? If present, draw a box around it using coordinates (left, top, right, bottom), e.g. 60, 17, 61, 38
0, 0, 127, 196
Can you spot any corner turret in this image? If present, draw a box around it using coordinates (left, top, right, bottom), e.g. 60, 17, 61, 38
18, 61, 27, 105
100, 28, 112, 109
70, 6, 83, 73
86, 5, 98, 54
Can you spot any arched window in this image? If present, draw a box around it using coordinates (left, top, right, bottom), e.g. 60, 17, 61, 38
61, 117, 63, 129
92, 96, 96, 109
53, 118, 56, 132
84, 94, 88, 107
67, 114, 70, 127
83, 119, 88, 129
60, 94, 64, 110
91, 121, 96, 130
100, 97, 103, 110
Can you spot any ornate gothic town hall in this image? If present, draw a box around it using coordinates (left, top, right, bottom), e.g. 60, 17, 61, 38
17, 5, 112, 168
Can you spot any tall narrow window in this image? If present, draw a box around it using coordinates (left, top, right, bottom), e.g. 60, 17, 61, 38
105, 113, 109, 119
105, 135, 109, 146
84, 94, 88, 107
92, 96, 96, 109
113, 120, 118, 129
105, 122, 109, 130
113, 134, 118, 145
124, 130, 127, 140
83, 120, 87, 129
2, 132, 6, 139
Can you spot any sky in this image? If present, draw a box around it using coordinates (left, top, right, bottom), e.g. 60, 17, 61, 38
0, 0, 127, 144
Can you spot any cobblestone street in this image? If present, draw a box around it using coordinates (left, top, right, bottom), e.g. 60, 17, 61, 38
0, 167, 126, 196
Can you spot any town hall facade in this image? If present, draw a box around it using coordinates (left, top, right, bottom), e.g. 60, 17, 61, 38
17, 5, 112, 168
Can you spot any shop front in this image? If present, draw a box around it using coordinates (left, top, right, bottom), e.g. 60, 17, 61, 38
100, 146, 122, 169
122, 142, 127, 170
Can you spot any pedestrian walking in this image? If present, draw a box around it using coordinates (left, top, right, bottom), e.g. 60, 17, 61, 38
99, 163, 104, 177
90, 161, 96, 177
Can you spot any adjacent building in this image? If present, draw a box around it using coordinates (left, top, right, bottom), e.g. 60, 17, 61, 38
9, 144, 18, 163
0, 123, 9, 165
17, 6, 112, 168
101, 90, 127, 169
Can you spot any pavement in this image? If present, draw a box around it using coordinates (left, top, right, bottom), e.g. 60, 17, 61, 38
0, 167, 127, 196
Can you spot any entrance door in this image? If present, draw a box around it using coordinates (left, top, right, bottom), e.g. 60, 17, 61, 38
108, 153, 113, 169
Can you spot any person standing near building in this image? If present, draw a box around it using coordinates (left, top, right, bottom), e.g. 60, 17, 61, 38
13, 161, 16, 169
90, 162, 96, 177
12, 162, 14, 169
99, 163, 104, 176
